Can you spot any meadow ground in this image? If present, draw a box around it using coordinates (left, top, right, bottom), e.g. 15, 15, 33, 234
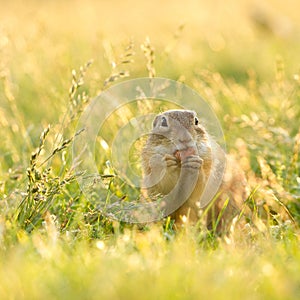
0, 0, 300, 299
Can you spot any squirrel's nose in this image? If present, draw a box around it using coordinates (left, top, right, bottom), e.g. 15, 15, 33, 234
178, 137, 192, 144
177, 133, 193, 144
176, 129, 193, 145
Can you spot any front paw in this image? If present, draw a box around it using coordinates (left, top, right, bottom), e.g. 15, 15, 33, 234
181, 155, 203, 169
164, 154, 178, 169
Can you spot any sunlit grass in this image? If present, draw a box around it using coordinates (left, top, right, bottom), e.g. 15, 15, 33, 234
0, 0, 300, 299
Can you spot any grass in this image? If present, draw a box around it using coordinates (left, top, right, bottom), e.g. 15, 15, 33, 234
0, 0, 300, 299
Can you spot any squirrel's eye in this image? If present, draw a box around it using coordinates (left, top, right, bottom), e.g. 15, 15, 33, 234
194, 117, 199, 125
161, 116, 168, 127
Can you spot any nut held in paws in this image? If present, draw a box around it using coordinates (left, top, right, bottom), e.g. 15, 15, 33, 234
174, 147, 196, 161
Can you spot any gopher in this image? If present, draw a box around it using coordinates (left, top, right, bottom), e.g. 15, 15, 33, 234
141, 109, 248, 232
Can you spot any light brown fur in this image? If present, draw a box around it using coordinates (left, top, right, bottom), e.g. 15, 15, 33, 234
141, 109, 248, 232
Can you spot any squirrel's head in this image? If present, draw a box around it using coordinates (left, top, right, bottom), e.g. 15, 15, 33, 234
149, 109, 209, 159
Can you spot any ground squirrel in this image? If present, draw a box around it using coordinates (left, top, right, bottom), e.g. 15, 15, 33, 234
141, 109, 248, 232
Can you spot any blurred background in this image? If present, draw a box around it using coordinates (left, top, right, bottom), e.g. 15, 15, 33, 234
1, 0, 299, 124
